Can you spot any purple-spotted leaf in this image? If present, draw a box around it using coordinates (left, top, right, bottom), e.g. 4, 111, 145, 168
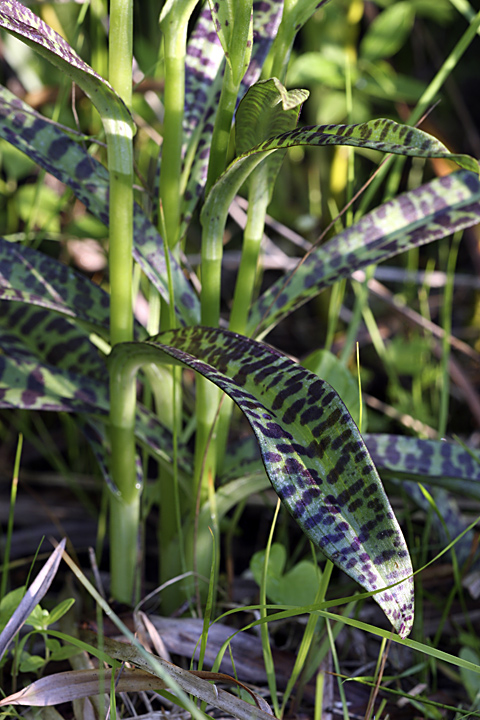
0, 1, 134, 168
221, 431, 480, 572
248, 169, 480, 337
365, 434, 480, 497
202, 115, 478, 276
111, 327, 415, 636
0, 304, 109, 413
0, 237, 110, 332
252, 117, 477, 173
0, 85, 199, 326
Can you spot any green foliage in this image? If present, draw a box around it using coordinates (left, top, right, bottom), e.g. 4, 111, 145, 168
0, 588, 78, 673
251, 543, 320, 606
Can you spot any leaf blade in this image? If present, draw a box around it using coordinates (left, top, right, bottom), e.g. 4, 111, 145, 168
113, 327, 415, 636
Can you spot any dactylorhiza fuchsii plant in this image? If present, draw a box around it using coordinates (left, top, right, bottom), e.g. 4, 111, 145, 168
0, 0, 479, 643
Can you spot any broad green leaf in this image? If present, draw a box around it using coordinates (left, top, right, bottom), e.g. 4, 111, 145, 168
360, 3, 415, 61
459, 647, 480, 703
251, 544, 320, 606
235, 78, 309, 198
0, 1, 134, 171
248, 170, 480, 337
111, 327, 415, 637
14, 184, 62, 233
0, 85, 200, 326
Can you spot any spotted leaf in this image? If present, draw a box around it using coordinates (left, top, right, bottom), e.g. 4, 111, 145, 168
248, 169, 480, 337
366, 434, 480, 498
0, 85, 199, 326
111, 327, 415, 637
250, 118, 477, 173
0, 0, 134, 170
221, 431, 480, 571
0, 237, 110, 333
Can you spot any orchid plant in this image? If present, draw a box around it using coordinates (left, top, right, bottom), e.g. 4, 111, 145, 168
0, 0, 479, 644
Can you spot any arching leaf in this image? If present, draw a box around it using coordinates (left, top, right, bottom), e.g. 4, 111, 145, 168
111, 327, 415, 637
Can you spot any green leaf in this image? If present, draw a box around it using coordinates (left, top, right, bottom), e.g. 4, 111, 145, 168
111, 327, 415, 637
207, 0, 253, 85
25, 604, 49, 631
15, 184, 62, 233
251, 543, 320, 606
459, 647, 480, 703
46, 598, 75, 626
19, 654, 45, 673
235, 78, 309, 198
360, 3, 415, 61
0, 588, 25, 631
248, 170, 480, 337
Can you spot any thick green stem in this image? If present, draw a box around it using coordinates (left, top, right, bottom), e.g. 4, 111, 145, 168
229, 173, 270, 335
159, 6, 191, 247
205, 63, 239, 195
109, 171, 134, 345
216, 171, 270, 473
199, 149, 272, 485
205, 1, 252, 194
268, 0, 298, 82
108, 0, 135, 602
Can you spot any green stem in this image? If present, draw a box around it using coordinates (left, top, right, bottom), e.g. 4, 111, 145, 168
198, 151, 271, 494
229, 174, 270, 334
108, 0, 135, 602
159, 1, 199, 246
205, 0, 252, 194
205, 63, 239, 195
216, 169, 270, 473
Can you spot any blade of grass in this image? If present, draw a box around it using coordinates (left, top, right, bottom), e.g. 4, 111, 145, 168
259, 497, 281, 719
0, 435, 23, 601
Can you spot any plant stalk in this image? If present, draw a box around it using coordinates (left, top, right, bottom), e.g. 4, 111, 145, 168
159, 0, 200, 246
108, 0, 136, 602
